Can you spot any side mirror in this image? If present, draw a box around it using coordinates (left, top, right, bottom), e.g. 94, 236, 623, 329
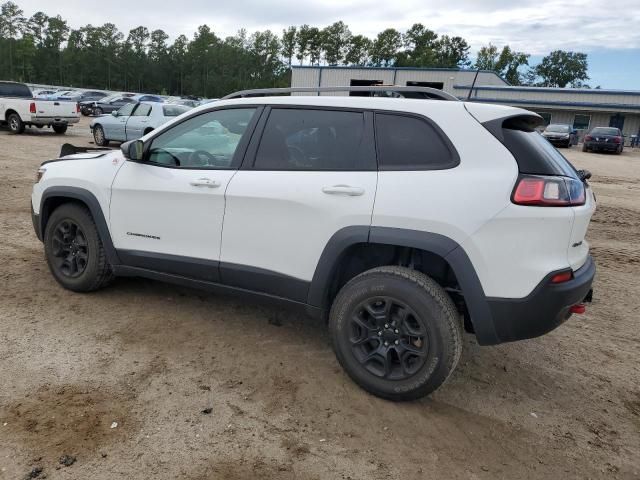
121, 139, 144, 161
112, 111, 118, 117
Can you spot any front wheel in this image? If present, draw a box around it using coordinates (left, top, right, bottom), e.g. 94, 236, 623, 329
93, 124, 108, 146
93, 107, 103, 116
44, 203, 113, 292
329, 266, 462, 401
7, 113, 25, 134
53, 124, 67, 134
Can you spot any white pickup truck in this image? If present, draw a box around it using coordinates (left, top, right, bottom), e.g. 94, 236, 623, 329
0, 81, 80, 134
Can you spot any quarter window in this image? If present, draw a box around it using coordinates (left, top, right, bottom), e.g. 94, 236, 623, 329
254, 108, 373, 171
375, 113, 458, 170
147, 108, 256, 169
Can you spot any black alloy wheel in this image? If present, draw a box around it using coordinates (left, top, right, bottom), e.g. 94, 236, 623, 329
50, 219, 89, 278
349, 296, 428, 380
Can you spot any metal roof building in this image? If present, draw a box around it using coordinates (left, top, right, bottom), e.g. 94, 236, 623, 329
291, 66, 640, 143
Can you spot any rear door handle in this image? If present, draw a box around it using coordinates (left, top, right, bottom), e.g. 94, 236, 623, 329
190, 178, 220, 188
322, 185, 365, 196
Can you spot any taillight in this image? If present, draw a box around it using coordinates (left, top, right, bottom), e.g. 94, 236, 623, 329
512, 175, 586, 207
584, 135, 592, 141
29, 102, 36, 114
76, 102, 80, 113
613, 136, 622, 144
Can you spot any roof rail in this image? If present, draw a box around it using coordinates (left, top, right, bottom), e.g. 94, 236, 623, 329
221, 86, 460, 102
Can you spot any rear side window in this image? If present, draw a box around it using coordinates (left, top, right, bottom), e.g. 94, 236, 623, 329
254, 108, 374, 171
0, 82, 32, 98
163, 105, 190, 116
374, 113, 458, 170
133, 104, 152, 116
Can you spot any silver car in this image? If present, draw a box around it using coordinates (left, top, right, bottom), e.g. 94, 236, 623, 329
90, 102, 192, 146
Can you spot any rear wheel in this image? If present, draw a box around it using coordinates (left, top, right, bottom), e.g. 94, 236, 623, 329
44, 203, 113, 292
329, 266, 462, 401
93, 124, 108, 146
53, 124, 67, 134
94, 107, 103, 116
7, 113, 25, 134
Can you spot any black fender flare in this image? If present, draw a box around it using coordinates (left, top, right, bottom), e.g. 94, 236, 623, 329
39, 186, 120, 265
308, 226, 499, 345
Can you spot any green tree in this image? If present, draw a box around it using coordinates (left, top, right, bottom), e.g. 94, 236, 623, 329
475, 43, 530, 85
307, 27, 322, 65
295, 24, 312, 64
433, 35, 470, 67
321, 21, 351, 66
370, 28, 402, 67
531, 50, 589, 88
281, 26, 296, 67
396, 23, 437, 66
0, 1, 26, 78
344, 34, 371, 66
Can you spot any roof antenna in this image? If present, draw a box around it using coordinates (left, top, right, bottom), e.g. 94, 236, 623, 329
467, 69, 480, 101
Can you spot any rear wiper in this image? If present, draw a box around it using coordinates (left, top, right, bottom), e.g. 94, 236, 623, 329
576, 169, 592, 182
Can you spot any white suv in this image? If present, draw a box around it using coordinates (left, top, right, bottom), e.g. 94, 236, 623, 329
31, 88, 596, 401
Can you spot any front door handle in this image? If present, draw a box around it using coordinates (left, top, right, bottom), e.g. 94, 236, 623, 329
322, 185, 365, 196
190, 178, 220, 188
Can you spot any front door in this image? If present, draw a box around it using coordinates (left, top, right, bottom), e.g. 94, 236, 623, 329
108, 102, 136, 141
109, 107, 260, 281
125, 103, 153, 140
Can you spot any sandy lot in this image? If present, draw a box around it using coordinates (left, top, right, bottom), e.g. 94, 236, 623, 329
1, 118, 639, 479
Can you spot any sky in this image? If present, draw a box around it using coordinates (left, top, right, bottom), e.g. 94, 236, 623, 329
14, 0, 640, 89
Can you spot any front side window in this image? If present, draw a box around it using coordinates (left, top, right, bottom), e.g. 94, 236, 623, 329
147, 108, 256, 169
117, 103, 136, 117
375, 113, 458, 170
254, 108, 372, 170
133, 104, 152, 116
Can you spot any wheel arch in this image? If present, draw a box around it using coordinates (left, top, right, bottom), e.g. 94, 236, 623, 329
5, 109, 19, 121
308, 226, 499, 345
40, 186, 120, 265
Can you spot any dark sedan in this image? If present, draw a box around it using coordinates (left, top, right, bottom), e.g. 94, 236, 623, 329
583, 127, 624, 154
542, 124, 577, 148
83, 95, 136, 116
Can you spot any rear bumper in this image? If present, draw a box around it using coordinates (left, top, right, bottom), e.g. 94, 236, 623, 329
30, 116, 80, 126
481, 256, 595, 344
585, 142, 619, 151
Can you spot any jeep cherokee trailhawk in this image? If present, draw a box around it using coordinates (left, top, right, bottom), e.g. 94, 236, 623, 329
31, 87, 596, 401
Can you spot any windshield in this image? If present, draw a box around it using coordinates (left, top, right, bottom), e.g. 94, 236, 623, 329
591, 127, 619, 135
545, 124, 570, 133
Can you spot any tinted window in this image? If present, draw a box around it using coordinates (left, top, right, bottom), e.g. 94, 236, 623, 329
254, 109, 372, 170
375, 113, 457, 170
591, 127, 619, 136
148, 108, 256, 169
0, 82, 33, 98
502, 129, 578, 178
133, 104, 152, 116
163, 105, 190, 116
117, 103, 136, 116
545, 124, 569, 133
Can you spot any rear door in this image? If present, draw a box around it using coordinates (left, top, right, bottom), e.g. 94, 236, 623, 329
220, 106, 377, 302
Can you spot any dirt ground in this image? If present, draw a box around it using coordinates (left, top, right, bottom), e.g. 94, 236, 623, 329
1, 117, 639, 480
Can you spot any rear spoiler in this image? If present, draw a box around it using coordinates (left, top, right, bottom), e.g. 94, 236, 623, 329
60, 143, 111, 157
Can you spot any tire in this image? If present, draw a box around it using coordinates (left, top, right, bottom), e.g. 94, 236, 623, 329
44, 203, 114, 292
93, 124, 108, 146
94, 107, 103, 116
7, 113, 25, 134
53, 124, 67, 134
329, 266, 462, 401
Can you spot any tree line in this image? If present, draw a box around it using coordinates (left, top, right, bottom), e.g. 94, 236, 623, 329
0, 1, 591, 98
